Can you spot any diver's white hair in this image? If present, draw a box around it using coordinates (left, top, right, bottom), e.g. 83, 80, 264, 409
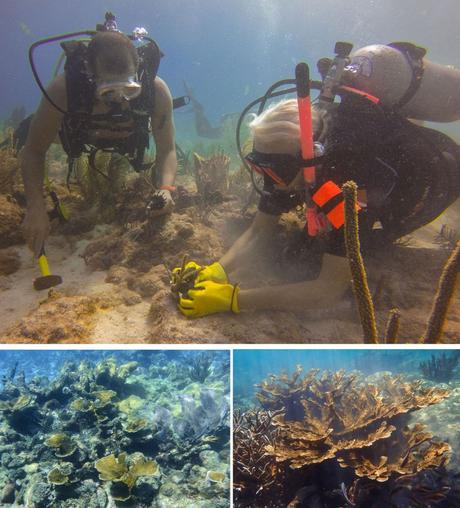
249, 99, 323, 154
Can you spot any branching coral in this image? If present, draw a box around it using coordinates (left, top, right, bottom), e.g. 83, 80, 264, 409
233, 410, 283, 500
236, 368, 452, 507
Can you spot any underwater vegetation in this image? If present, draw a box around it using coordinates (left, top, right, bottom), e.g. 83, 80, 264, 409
0, 352, 230, 507
419, 352, 460, 383
234, 366, 460, 508
343, 181, 460, 344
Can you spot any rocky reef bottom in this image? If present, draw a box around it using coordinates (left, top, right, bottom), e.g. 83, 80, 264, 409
0, 351, 230, 507
0, 173, 459, 343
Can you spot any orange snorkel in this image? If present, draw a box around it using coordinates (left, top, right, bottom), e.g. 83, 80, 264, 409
295, 63, 325, 236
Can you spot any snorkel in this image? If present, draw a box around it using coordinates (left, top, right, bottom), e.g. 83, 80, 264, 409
236, 42, 382, 235
295, 62, 324, 236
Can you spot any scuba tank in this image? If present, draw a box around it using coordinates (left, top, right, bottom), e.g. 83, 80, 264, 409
343, 43, 460, 122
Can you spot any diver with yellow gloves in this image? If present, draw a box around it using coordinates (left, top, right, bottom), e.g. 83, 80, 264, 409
21, 12, 179, 258
174, 42, 460, 318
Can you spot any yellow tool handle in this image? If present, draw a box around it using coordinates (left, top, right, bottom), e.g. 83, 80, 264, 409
38, 254, 51, 277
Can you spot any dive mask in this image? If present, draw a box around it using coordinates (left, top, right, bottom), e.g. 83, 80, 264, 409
245, 144, 325, 187
96, 76, 142, 102
245, 151, 300, 187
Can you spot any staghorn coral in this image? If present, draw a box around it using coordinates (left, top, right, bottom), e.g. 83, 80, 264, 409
233, 410, 283, 501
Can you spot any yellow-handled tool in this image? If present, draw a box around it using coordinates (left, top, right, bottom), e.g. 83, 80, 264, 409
33, 246, 62, 291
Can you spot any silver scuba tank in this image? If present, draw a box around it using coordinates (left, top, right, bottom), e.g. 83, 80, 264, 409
342, 43, 460, 122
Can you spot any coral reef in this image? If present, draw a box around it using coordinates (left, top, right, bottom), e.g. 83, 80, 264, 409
0, 351, 230, 507
188, 352, 213, 383
193, 150, 230, 202
420, 352, 460, 383
233, 410, 283, 500
3, 290, 116, 343
235, 367, 454, 507
0, 195, 24, 248
0, 248, 20, 276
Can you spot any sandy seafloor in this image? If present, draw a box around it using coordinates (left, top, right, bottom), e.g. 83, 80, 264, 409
0, 192, 459, 344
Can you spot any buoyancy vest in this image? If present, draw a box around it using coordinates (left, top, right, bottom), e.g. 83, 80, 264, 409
58, 38, 161, 173
317, 93, 460, 240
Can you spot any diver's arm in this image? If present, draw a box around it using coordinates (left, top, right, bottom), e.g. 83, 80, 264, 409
237, 253, 350, 311
151, 77, 177, 189
219, 211, 279, 273
20, 76, 65, 255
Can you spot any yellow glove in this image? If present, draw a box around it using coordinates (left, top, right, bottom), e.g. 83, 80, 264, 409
171, 261, 202, 284
179, 280, 240, 318
196, 262, 228, 284
171, 261, 228, 284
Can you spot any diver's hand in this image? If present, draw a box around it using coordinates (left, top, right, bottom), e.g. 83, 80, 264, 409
147, 189, 175, 218
195, 262, 228, 284
178, 280, 240, 318
171, 261, 202, 285
172, 261, 228, 285
22, 205, 50, 257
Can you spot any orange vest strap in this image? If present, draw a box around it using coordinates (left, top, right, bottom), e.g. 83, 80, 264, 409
312, 180, 341, 207
326, 201, 346, 229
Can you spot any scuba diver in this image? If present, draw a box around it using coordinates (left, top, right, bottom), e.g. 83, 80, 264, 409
20, 12, 178, 256
183, 80, 236, 139
173, 41, 460, 318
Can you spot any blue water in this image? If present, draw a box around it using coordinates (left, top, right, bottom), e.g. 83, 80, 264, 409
0, 349, 229, 387
1, 0, 460, 140
234, 349, 457, 406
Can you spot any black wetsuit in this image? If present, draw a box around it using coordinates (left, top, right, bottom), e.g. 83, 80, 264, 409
258, 95, 460, 257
